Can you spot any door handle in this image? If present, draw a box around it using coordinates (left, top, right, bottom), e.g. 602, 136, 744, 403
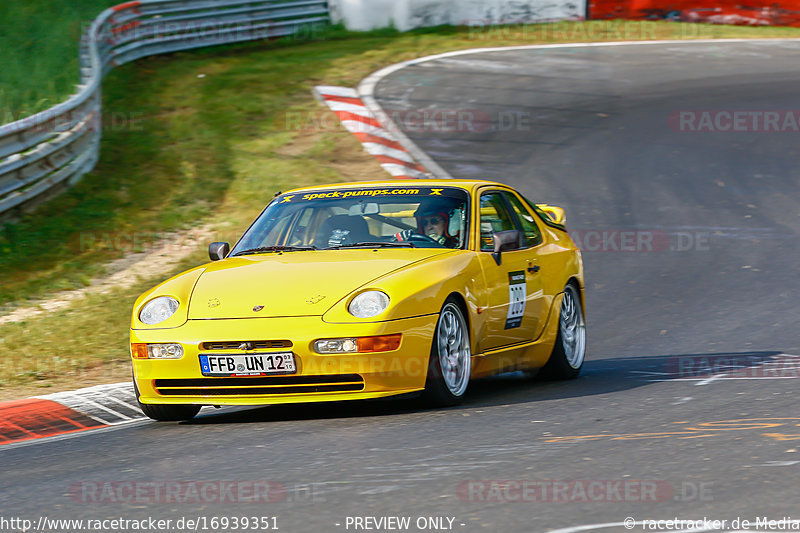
528, 265, 540, 273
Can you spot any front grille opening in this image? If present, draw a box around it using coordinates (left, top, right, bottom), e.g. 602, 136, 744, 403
154, 374, 364, 396
200, 340, 292, 351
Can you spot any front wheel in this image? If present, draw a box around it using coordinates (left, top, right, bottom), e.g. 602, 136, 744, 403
423, 299, 472, 406
539, 283, 586, 380
134, 381, 200, 421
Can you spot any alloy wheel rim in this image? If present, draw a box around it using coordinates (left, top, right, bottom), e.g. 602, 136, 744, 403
437, 304, 471, 396
560, 287, 586, 369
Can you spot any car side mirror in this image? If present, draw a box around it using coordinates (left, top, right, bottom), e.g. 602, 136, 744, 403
491, 230, 521, 265
208, 242, 230, 261
537, 204, 566, 226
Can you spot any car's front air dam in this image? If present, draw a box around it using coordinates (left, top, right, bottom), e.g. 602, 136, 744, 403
131, 314, 437, 406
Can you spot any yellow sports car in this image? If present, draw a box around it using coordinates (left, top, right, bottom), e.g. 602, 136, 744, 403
130, 180, 585, 421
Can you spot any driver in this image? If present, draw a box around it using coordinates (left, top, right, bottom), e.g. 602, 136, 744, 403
394, 198, 461, 248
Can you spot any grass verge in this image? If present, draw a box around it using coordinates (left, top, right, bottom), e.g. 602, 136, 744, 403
2, 21, 800, 398
0, 0, 121, 119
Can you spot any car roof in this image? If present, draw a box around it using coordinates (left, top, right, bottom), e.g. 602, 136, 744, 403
282, 179, 513, 196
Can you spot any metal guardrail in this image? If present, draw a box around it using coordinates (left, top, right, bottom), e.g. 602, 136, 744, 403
0, 0, 329, 217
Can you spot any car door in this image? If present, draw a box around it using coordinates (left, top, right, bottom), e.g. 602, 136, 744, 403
503, 190, 547, 339
476, 190, 546, 351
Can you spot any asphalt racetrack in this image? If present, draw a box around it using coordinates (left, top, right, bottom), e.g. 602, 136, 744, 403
2, 41, 799, 533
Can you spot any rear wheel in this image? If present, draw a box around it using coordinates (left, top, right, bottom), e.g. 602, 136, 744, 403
423, 299, 471, 406
134, 381, 200, 421
539, 283, 586, 380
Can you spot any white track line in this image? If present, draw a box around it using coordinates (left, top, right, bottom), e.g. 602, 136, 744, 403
696, 373, 728, 386
314, 86, 359, 98
648, 376, 799, 382
358, 38, 800, 180
547, 522, 739, 533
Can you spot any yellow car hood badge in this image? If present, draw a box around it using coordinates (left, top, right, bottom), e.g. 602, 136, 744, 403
306, 295, 326, 304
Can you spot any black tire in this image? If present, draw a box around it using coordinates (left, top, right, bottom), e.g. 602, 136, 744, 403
134, 381, 200, 421
538, 283, 586, 380
423, 298, 472, 406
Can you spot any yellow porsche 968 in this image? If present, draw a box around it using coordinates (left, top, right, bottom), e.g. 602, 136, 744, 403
130, 180, 585, 421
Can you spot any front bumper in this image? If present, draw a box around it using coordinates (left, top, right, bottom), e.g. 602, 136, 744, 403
131, 315, 436, 406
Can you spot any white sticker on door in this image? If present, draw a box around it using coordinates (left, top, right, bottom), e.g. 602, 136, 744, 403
505, 270, 526, 329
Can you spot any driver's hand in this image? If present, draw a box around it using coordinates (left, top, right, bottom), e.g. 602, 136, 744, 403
393, 229, 415, 241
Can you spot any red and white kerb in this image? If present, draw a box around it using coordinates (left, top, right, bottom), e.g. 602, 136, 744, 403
314, 86, 432, 180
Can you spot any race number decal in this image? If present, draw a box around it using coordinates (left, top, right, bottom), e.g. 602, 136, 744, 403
505, 271, 526, 329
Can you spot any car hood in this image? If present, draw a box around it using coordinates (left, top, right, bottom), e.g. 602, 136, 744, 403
187, 248, 454, 319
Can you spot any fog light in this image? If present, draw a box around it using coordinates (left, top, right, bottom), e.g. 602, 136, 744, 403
314, 338, 358, 354
314, 334, 401, 354
131, 343, 184, 359
148, 343, 184, 359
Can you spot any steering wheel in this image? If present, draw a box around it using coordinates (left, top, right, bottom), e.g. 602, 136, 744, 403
391, 231, 440, 245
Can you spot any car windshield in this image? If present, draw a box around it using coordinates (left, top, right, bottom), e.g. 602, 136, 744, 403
231, 186, 470, 254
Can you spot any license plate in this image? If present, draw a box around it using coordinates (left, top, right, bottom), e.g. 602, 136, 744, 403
199, 352, 296, 377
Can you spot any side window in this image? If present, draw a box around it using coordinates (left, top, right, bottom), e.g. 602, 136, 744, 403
479, 192, 516, 251
504, 192, 543, 248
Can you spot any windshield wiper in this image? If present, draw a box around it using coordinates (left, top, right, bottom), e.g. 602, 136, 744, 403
232, 245, 316, 256
325, 241, 415, 249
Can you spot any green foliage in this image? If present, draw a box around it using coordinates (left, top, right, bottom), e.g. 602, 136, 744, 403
0, 0, 121, 118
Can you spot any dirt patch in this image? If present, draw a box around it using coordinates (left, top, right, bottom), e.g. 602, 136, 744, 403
326, 130, 388, 181
0, 224, 215, 325
275, 131, 321, 157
